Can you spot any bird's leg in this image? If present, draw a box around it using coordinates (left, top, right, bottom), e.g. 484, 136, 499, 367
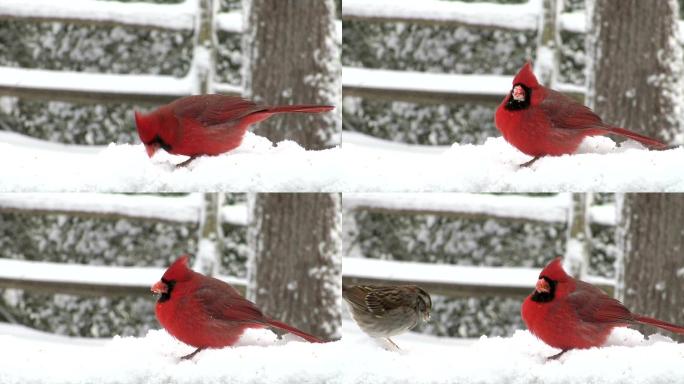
519, 156, 541, 168
180, 347, 205, 360
386, 337, 401, 351
546, 349, 568, 361
176, 156, 197, 168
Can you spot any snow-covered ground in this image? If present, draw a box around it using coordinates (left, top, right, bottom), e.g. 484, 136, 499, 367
1, 132, 682, 191
1, 321, 682, 384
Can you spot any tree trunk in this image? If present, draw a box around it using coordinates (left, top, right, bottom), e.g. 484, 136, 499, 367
194, 193, 223, 276
534, 0, 562, 87
564, 193, 591, 279
247, 193, 342, 340
616, 194, 684, 341
586, 0, 683, 143
242, 0, 341, 149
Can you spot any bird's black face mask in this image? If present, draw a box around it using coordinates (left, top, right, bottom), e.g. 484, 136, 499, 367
505, 83, 531, 111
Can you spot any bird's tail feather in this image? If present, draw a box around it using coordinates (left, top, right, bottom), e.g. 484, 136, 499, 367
605, 126, 668, 149
265, 105, 334, 114
634, 314, 684, 334
266, 319, 324, 343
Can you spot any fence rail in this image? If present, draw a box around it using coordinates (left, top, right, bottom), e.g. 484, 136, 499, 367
0, 258, 246, 297
0, 192, 614, 300
344, 193, 615, 226
341, 0, 540, 31
0, 256, 616, 300
0, 193, 247, 226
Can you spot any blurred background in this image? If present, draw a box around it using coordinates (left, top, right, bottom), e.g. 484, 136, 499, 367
3, 192, 681, 344
0, 0, 342, 147
0, 192, 342, 340
342, 0, 684, 146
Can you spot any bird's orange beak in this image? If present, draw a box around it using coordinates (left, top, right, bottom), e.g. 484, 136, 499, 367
535, 278, 550, 293
151, 280, 168, 294
145, 144, 158, 158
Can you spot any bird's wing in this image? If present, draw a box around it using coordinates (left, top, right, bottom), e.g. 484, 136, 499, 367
343, 285, 417, 316
194, 278, 266, 324
540, 89, 606, 131
172, 95, 265, 127
342, 285, 375, 313
567, 281, 633, 324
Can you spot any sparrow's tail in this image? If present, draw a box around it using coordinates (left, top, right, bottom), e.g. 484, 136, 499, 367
634, 314, 684, 334
605, 126, 668, 150
266, 318, 324, 343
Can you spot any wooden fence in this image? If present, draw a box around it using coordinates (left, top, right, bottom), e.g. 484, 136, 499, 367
0, 193, 614, 301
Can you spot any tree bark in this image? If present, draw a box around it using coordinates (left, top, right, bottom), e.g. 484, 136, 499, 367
564, 193, 591, 279
586, 0, 683, 143
194, 193, 223, 276
616, 194, 684, 341
247, 193, 342, 340
242, 0, 341, 149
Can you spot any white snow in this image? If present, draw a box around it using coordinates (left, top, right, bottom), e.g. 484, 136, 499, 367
0, 322, 682, 384
1, 133, 682, 191
0, 258, 246, 293
0, 132, 343, 192
0, 66, 194, 99
0, 0, 197, 30
0, 193, 247, 226
343, 130, 448, 155
337, 136, 684, 192
589, 204, 617, 226
342, 0, 541, 31
214, 10, 242, 33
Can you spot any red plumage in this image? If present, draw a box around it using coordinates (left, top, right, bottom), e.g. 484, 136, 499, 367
151, 255, 323, 359
522, 258, 684, 356
495, 63, 667, 163
135, 94, 334, 159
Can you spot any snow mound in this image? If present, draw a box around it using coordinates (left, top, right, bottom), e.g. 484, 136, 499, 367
1, 324, 682, 384
0, 132, 342, 192
0, 133, 682, 191
340, 136, 684, 192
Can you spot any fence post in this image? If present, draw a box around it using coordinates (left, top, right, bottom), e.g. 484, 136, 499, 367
564, 193, 592, 278
192, 0, 217, 94
194, 193, 223, 276
535, 0, 562, 87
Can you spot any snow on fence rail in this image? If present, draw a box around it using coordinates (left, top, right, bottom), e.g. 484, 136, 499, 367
0, 256, 615, 299
342, 67, 586, 104
341, 0, 541, 31
0, 258, 246, 297
343, 257, 614, 297
0, 193, 247, 226
343, 193, 616, 226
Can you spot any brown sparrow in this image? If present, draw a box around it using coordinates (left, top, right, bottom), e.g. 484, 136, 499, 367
342, 284, 432, 349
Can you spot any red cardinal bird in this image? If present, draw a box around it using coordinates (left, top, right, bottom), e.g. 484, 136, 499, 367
522, 257, 684, 359
495, 62, 667, 167
151, 255, 323, 360
135, 94, 334, 166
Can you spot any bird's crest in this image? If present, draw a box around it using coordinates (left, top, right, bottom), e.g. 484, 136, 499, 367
512, 62, 540, 89
539, 257, 570, 282
162, 255, 194, 282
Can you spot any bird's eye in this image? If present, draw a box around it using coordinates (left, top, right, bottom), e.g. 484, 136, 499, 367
512, 85, 526, 101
